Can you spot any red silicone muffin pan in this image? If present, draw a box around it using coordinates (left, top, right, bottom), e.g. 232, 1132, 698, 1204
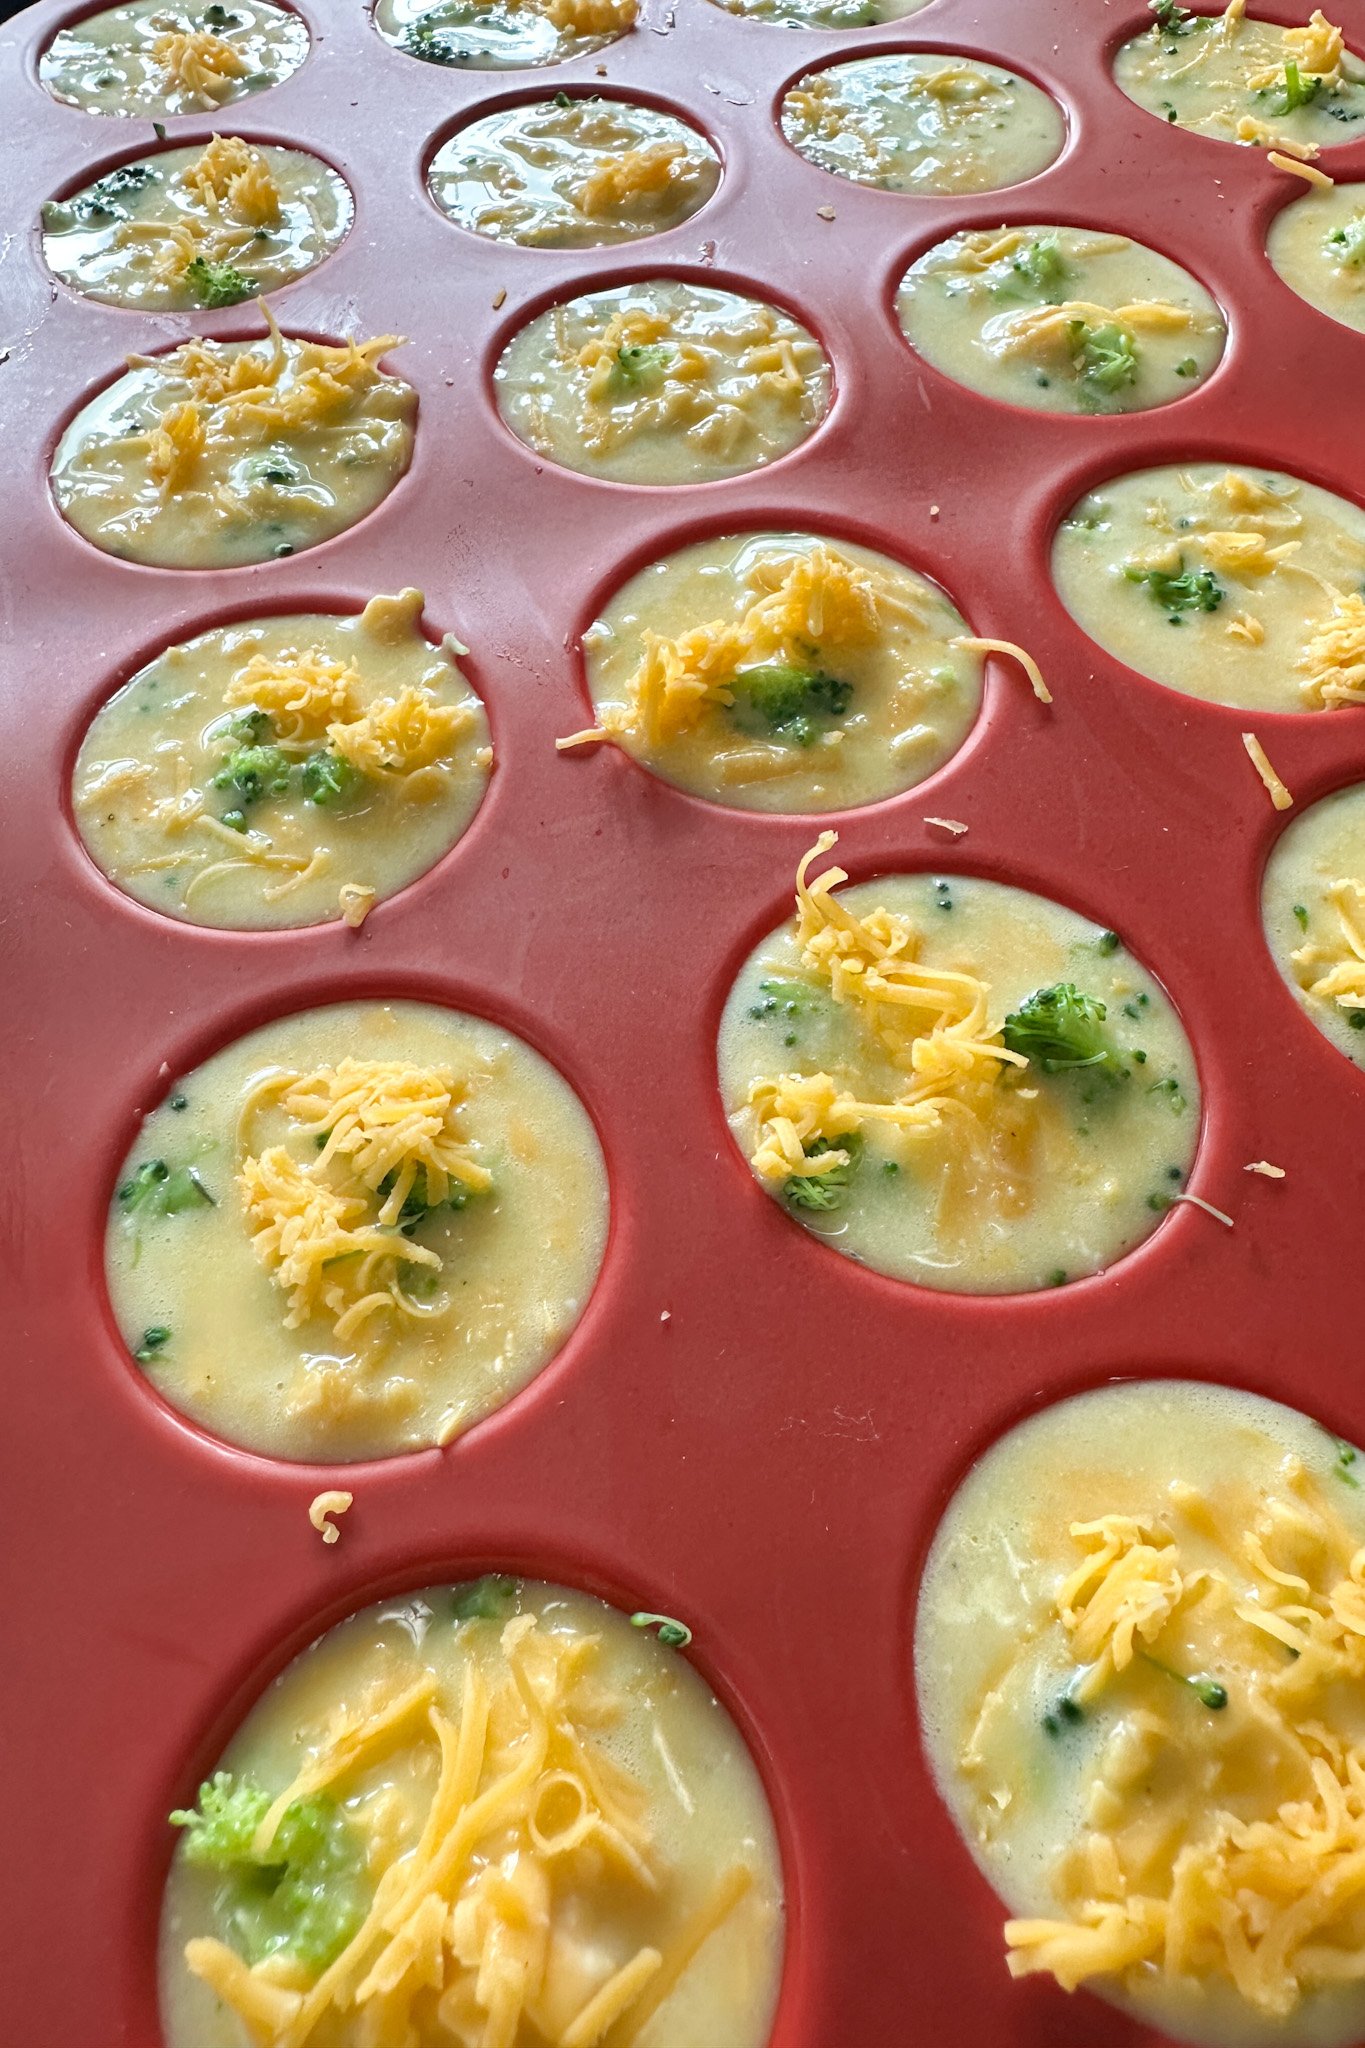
6, 0, 1365, 2040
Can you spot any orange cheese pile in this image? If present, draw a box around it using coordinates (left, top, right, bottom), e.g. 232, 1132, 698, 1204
184, 1615, 755, 2048
151, 28, 247, 101
1000, 1465, 1365, 2017
239, 1059, 489, 1343
747, 833, 1026, 1184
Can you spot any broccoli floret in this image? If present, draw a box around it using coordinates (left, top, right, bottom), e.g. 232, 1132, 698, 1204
117, 1160, 216, 1217
993, 235, 1070, 302
451, 1575, 519, 1622
1277, 59, 1321, 113
170, 1775, 367, 1970
783, 1131, 863, 1211
212, 744, 292, 809
135, 1325, 171, 1363
170, 1772, 270, 1864
184, 256, 255, 308
1123, 555, 1224, 619
229, 707, 274, 743
379, 1164, 482, 1233
1069, 320, 1139, 403
1002, 984, 1126, 1077
606, 342, 672, 396
300, 749, 366, 808
405, 18, 463, 62
69, 162, 157, 223
728, 664, 853, 748
183, 254, 254, 307
1327, 216, 1365, 267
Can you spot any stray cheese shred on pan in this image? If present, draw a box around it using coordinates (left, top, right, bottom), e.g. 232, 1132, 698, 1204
951, 636, 1052, 704
1242, 730, 1294, 809
308, 1490, 352, 1544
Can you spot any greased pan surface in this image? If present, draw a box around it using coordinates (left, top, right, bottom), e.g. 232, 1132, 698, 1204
5, 0, 1365, 2041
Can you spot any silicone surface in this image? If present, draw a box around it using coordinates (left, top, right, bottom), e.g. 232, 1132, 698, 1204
5, 1, 1365, 2044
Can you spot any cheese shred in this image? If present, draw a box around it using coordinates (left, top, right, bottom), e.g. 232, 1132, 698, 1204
1242, 731, 1293, 809
952, 635, 1052, 704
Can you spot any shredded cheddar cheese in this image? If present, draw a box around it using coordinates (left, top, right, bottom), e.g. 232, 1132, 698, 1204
151, 28, 247, 102
1245, 1160, 1286, 1178
952, 636, 1051, 704
183, 1614, 755, 2048
541, 0, 637, 32
560, 544, 894, 755
180, 133, 282, 225
1293, 877, 1365, 1010
329, 689, 473, 779
225, 648, 363, 741
1269, 149, 1335, 187
308, 1489, 352, 1544
1297, 591, 1365, 707
746, 834, 1030, 1192
572, 142, 689, 216
999, 1463, 1365, 2018
1242, 731, 1293, 809
146, 400, 205, 495
165, 309, 402, 446
239, 1060, 490, 1344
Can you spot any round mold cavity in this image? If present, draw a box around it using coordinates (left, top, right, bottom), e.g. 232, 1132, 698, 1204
1266, 177, 1365, 339
422, 84, 724, 251
68, 593, 497, 937
96, 984, 613, 1469
1048, 453, 1365, 718
1260, 776, 1365, 1073
699, 0, 933, 34
39, 130, 356, 313
560, 514, 989, 817
144, 1548, 794, 2048
372, 0, 636, 75
37, 0, 311, 121
713, 847, 1206, 1299
774, 46, 1068, 200
1108, 3, 1365, 155
153, 1565, 790, 2048
46, 320, 418, 571
892, 218, 1227, 421
912, 1372, 1365, 2048
487, 265, 836, 490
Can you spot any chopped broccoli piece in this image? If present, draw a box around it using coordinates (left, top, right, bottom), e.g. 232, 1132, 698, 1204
993, 234, 1070, 302
118, 1160, 216, 1217
212, 745, 292, 809
452, 1574, 519, 1622
748, 975, 823, 1021
1139, 1651, 1228, 1709
1069, 319, 1139, 403
607, 342, 671, 396
1326, 1431, 1361, 1486
184, 255, 255, 308
247, 453, 301, 488
203, 3, 241, 24
229, 707, 273, 744
1278, 59, 1321, 113
1002, 984, 1125, 1077
170, 1774, 367, 1970
170, 1772, 269, 1864
135, 1325, 172, 1363
1174, 356, 1198, 377
71, 162, 157, 222
404, 19, 461, 62
783, 1131, 863, 1211
1122, 555, 1224, 618
300, 749, 366, 808
1327, 216, 1365, 267
553, 89, 572, 107
1042, 1689, 1084, 1736
1293, 902, 1309, 930
728, 663, 853, 748
1097, 929, 1120, 955
1149, 0, 1196, 29
379, 1164, 481, 1232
